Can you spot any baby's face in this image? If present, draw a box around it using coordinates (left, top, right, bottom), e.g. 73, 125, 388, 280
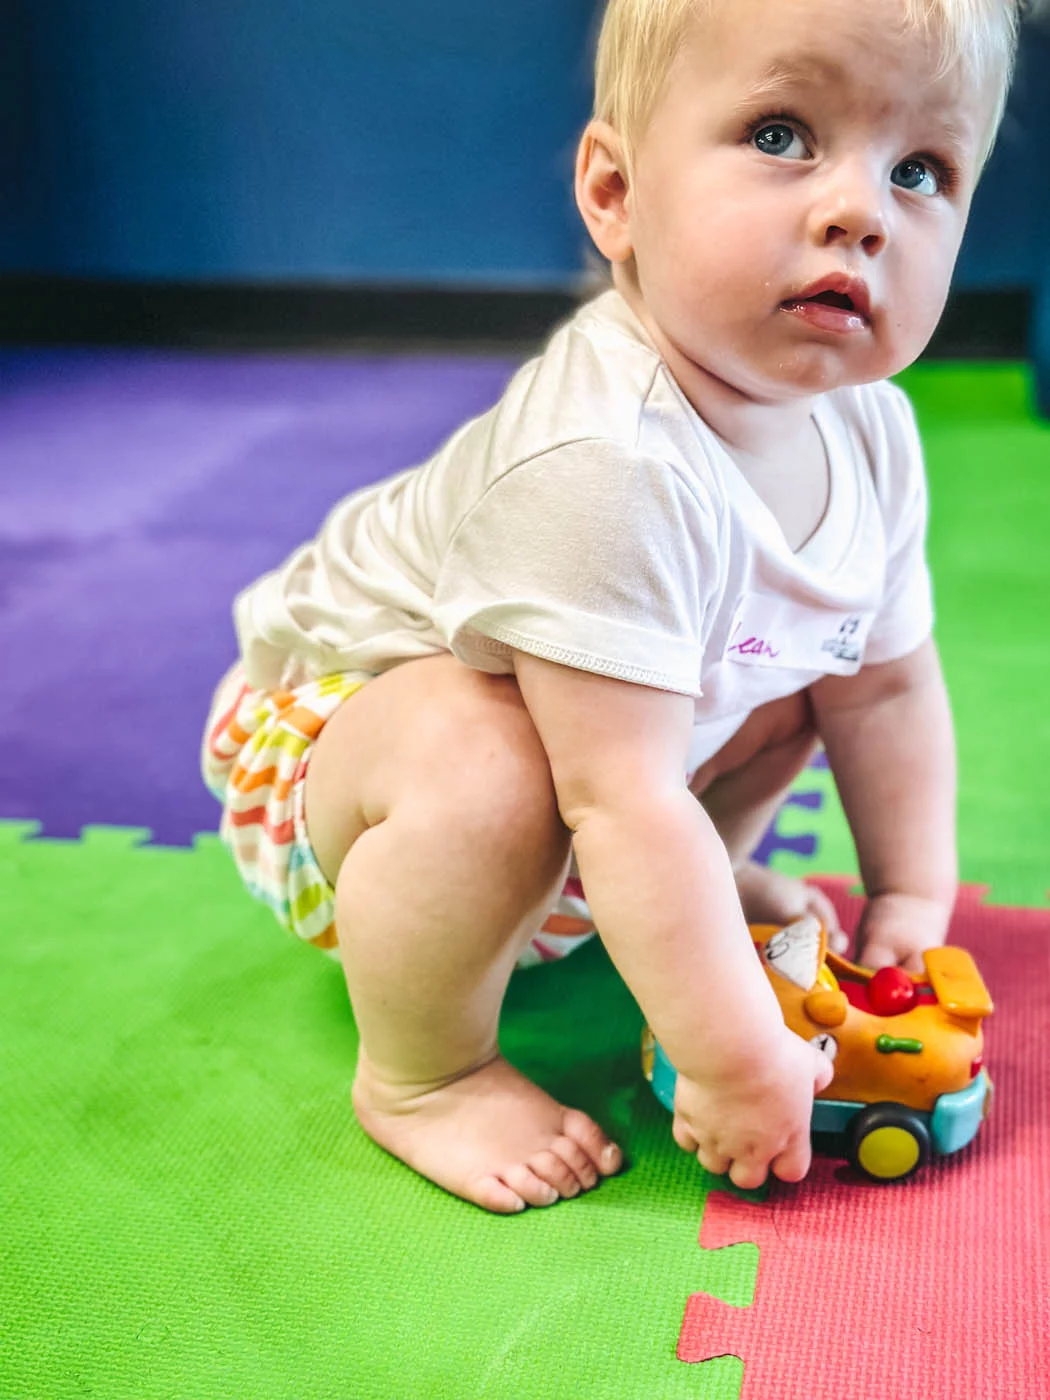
621, 0, 995, 400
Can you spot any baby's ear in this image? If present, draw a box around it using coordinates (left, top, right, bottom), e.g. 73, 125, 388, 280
574, 120, 634, 264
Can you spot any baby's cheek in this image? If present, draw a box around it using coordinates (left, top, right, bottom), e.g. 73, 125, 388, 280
903, 248, 956, 340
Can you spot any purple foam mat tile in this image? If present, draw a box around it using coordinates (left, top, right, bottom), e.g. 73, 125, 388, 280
0, 348, 517, 544
1, 347, 518, 844
2, 534, 252, 843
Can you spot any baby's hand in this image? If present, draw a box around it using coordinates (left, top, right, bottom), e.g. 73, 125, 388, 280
671, 1029, 833, 1191
855, 892, 951, 972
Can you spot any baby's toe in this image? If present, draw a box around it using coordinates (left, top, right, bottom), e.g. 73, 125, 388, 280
471, 1176, 527, 1214
561, 1108, 623, 1176
527, 1149, 582, 1198
500, 1163, 561, 1208
550, 1134, 600, 1190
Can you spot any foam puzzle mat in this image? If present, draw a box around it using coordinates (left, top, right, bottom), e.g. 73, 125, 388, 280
4, 816, 1048, 1399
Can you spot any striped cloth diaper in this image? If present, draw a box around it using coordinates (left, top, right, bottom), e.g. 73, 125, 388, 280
201, 664, 599, 967
202, 668, 367, 952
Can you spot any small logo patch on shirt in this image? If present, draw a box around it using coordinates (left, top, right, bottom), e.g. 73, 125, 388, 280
820, 614, 864, 664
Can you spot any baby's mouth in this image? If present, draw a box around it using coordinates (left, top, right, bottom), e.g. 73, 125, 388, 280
780, 285, 872, 333
797, 290, 857, 311
782, 290, 862, 315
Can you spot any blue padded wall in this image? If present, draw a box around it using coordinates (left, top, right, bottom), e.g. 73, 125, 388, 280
0, 0, 596, 285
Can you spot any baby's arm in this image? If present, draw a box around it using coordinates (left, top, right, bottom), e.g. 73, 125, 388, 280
513, 651, 831, 1190
810, 636, 957, 970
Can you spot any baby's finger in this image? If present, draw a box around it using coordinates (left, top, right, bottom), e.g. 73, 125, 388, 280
805, 884, 844, 941
728, 1157, 769, 1191
696, 1146, 732, 1178
770, 1133, 813, 1185
672, 1116, 699, 1155
811, 1047, 835, 1094
827, 926, 851, 954
859, 942, 899, 970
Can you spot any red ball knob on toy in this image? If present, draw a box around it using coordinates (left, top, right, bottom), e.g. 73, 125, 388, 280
868, 965, 918, 1015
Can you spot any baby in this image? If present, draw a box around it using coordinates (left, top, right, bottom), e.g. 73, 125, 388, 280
203, 0, 1022, 1211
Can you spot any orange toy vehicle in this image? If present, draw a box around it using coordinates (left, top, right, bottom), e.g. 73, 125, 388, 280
642, 915, 993, 1182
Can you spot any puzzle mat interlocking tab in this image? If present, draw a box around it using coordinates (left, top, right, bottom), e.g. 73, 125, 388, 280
764, 759, 1050, 911
680, 878, 1050, 1400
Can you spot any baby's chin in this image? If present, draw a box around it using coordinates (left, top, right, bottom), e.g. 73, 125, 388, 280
657, 314, 917, 406
726, 342, 910, 402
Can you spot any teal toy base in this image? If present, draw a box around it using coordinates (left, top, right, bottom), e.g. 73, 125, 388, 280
645, 1037, 991, 1167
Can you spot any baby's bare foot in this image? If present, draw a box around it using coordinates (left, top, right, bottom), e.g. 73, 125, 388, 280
735, 860, 847, 950
352, 1052, 623, 1214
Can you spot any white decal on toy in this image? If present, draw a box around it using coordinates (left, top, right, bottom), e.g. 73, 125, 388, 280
761, 915, 822, 990
809, 1032, 839, 1061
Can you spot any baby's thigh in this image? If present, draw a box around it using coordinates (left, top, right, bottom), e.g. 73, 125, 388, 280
304, 652, 563, 885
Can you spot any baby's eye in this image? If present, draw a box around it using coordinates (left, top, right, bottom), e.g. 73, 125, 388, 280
891, 158, 940, 196
752, 123, 809, 161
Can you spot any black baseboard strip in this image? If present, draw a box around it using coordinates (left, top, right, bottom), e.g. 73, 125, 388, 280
0, 277, 581, 352
925, 288, 1032, 360
0, 275, 1032, 358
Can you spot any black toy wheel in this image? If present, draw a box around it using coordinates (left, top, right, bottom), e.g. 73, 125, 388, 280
846, 1103, 932, 1182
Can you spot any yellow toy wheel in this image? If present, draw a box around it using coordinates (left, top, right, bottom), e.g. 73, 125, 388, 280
847, 1105, 931, 1182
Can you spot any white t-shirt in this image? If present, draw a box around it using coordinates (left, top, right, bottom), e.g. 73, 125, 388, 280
234, 290, 933, 774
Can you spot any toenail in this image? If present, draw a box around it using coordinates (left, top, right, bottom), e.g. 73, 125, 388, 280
601, 1144, 621, 1170
541, 1185, 559, 1205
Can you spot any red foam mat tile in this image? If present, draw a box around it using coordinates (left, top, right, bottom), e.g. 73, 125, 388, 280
678, 881, 1050, 1400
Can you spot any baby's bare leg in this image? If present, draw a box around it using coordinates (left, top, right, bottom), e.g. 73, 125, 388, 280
304, 654, 622, 1214
691, 692, 843, 938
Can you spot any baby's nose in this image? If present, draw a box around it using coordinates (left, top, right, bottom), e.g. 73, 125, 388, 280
809, 165, 888, 255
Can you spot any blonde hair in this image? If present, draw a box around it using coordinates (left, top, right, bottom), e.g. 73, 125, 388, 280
592, 0, 1028, 175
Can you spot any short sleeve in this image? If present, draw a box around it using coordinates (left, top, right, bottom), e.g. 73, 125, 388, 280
863, 383, 935, 665
431, 440, 721, 696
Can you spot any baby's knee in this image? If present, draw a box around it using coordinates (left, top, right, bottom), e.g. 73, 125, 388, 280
737, 691, 818, 765
765, 689, 816, 746
692, 690, 818, 796
423, 677, 567, 854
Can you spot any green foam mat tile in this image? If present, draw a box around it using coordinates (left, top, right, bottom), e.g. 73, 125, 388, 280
2, 821, 750, 1400
903, 363, 1050, 909
767, 362, 1050, 911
